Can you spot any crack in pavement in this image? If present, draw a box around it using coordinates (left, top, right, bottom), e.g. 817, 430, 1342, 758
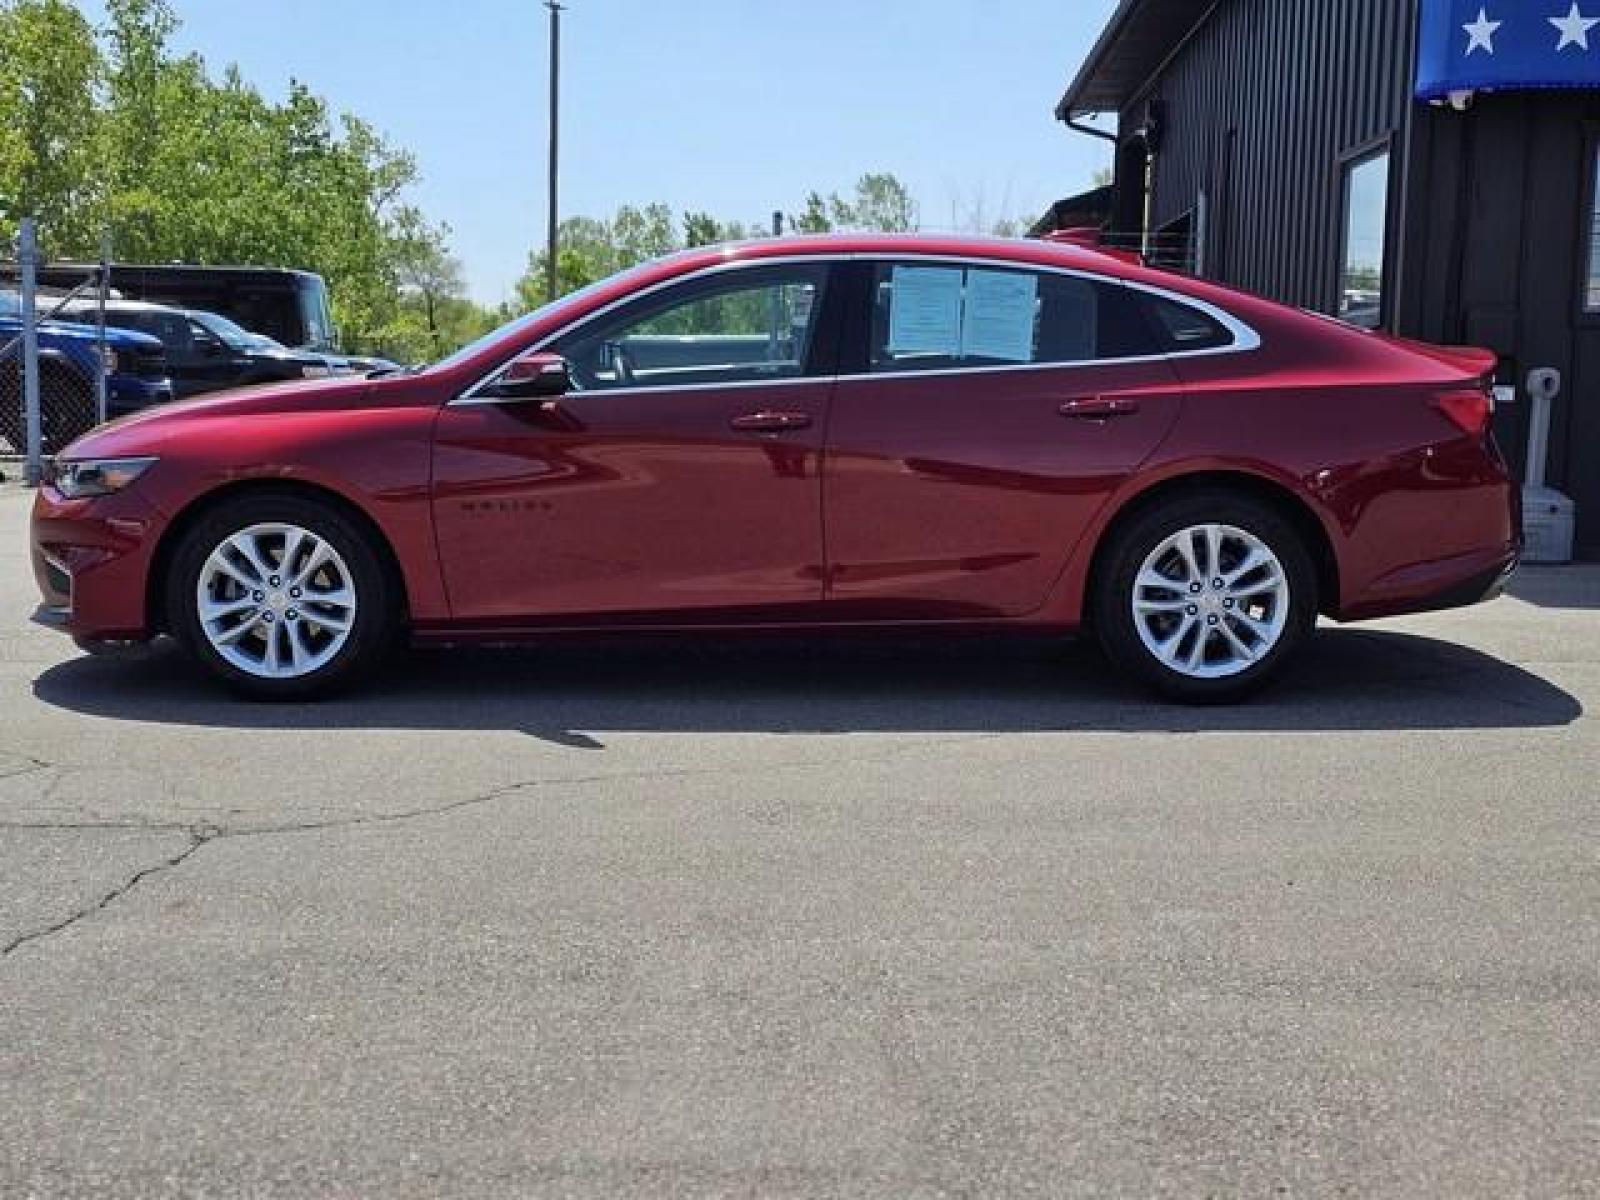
1, 825, 219, 960
0, 820, 200, 833
2, 733, 1009, 844
0, 737, 1000, 961
1, 662, 1580, 963
0, 753, 52, 781
221, 732, 1012, 840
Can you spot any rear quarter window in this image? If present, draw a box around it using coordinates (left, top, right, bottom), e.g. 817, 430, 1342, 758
1139, 294, 1236, 353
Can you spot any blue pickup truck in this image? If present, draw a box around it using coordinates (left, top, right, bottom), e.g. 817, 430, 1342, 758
1, 295, 174, 452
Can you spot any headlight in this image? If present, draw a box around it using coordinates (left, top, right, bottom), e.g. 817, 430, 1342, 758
49, 456, 159, 499
300, 364, 331, 378
101, 346, 121, 374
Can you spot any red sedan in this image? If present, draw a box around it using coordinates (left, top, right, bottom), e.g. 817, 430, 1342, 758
30, 234, 1518, 702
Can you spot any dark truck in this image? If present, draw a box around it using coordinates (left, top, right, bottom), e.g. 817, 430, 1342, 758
34, 263, 338, 354
59, 299, 341, 399
1, 295, 173, 452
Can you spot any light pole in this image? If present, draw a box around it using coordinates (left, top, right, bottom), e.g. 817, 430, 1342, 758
545, 0, 563, 304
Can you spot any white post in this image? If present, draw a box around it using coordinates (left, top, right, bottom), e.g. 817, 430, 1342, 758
1524, 368, 1561, 491
19, 219, 42, 486
1526, 394, 1551, 490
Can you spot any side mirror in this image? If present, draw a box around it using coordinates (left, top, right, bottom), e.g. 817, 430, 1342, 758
494, 351, 571, 399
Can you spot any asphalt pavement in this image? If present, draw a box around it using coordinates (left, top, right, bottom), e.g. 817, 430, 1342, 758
2, 480, 1597, 1198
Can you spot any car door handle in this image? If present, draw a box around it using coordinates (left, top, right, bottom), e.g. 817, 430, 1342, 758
730, 411, 813, 432
1058, 396, 1141, 420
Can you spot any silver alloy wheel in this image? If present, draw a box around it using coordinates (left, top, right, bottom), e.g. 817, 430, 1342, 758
1130, 523, 1290, 680
195, 522, 358, 680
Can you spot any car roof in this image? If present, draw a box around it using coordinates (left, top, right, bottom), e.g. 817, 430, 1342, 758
93, 299, 190, 315
705, 232, 1142, 274
633, 233, 1238, 306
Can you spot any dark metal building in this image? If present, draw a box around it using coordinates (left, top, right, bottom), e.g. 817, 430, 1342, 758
1054, 0, 1600, 555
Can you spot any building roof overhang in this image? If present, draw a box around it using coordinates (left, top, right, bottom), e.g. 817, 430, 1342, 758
1056, 0, 1220, 119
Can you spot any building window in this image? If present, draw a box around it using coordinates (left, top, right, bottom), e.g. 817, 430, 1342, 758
1587, 145, 1600, 312
1338, 148, 1390, 329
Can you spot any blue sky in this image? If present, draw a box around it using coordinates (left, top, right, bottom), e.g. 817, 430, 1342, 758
75, 0, 1120, 303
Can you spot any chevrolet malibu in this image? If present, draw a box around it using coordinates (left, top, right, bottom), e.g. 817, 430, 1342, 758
30, 234, 1519, 702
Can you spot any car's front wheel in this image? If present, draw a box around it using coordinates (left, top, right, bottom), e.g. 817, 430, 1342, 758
1092, 490, 1317, 703
167, 493, 396, 699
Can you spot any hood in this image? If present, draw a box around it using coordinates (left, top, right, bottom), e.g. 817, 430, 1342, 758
0, 315, 163, 351
248, 345, 332, 366
61, 374, 387, 459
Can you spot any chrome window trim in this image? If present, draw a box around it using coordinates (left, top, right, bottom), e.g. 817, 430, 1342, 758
454, 252, 1263, 406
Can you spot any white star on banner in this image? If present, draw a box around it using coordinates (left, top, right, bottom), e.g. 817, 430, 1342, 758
1463, 6, 1503, 54
1550, 2, 1600, 49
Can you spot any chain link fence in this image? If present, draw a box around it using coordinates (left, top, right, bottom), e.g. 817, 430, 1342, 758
1, 221, 109, 473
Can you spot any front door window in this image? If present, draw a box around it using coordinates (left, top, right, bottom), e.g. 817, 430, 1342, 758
555, 265, 829, 391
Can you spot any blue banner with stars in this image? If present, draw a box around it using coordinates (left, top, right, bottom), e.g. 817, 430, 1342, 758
1417, 1, 1600, 99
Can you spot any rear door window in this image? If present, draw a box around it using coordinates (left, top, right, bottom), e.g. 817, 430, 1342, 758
867, 262, 1152, 373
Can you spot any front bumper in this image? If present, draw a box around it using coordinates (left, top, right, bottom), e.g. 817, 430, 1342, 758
30, 484, 164, 641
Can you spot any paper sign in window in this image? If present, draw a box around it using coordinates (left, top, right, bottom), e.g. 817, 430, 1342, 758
960, 270, 1038, 362
887, 266, 964, 356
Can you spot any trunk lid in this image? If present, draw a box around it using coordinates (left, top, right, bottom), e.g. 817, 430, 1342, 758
1379, 335, 1497, 382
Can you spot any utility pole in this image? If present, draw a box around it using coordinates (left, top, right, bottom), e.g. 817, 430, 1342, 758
545, 0, 564, 304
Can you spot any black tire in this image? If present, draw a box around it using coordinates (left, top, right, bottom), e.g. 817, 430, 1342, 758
1091, 489, 1318, 703
166, 492, 397, 700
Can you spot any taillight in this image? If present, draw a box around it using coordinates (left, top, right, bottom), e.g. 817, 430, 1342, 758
1432, 388, 1492, 437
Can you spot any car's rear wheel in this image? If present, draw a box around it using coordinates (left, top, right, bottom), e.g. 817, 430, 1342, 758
167, 493, 396, 699
1092, 490, 1317, 703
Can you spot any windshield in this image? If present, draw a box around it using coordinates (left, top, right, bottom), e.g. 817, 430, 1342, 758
193, 310, 284, 351
425, 257, 688, 374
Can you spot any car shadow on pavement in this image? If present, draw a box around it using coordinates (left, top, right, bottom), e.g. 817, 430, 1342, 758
31, 627, 1581, 743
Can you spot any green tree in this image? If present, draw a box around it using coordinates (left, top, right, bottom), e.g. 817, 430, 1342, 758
837, 172, 918, 232
0, 0, 104, 253
0, 0, 498, 359
787, 191, 833, 235
684, 210, 751, 248
98, 0, 178, 247
511, 175, 922, 313
387, 208, 466, 358
611, 203, 676, 265
785, 174, 917, 236
515, 215, 618, 310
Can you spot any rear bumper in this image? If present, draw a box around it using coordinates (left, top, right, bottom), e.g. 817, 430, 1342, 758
1336, 541, 1520, 622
